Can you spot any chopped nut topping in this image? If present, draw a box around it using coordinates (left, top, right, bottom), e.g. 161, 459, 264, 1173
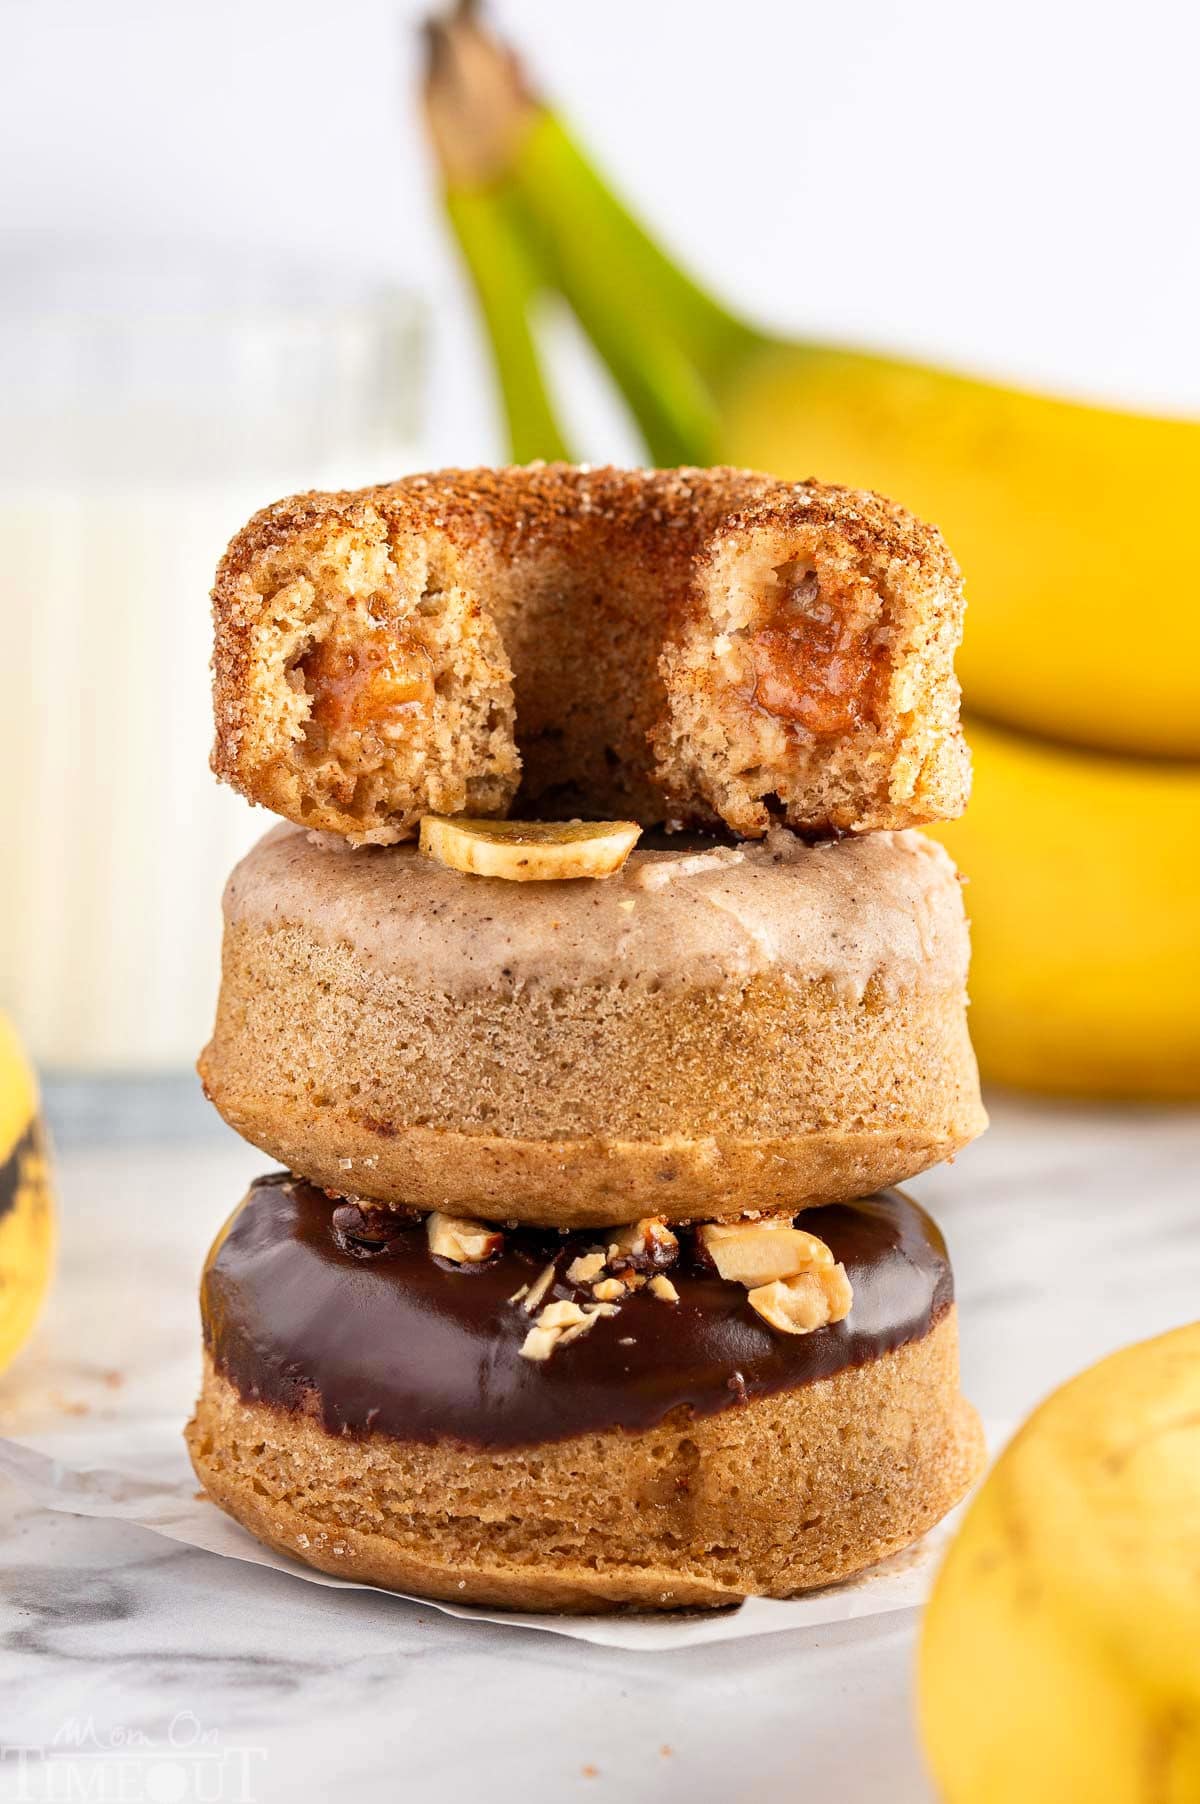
331, 1201, 418, 1260
518, 1325, 560, 1362
747, 1264, 853, 1336
519, 1298, 619, 1360
698, 1221, 835, 1287
591, 1278, 626, 1302
558, 1302, 619, 1345
648, 1275, 680, 1304
606, 1218, 679, 1273
537, 1300, 590, 1332
426, 1210, 503, 1264
521, 1261, 558, 1314
566, 1251, 607, 1286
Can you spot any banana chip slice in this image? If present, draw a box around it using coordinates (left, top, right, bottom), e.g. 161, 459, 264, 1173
419, 816, 641, 881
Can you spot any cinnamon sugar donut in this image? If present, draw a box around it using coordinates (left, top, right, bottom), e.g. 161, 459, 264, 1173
187, 1176, 985, 1610
198, 824, 986, 1225
211, 464, 969, 844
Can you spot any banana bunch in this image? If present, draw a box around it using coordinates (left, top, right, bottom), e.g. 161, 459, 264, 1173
0, 1010, 54, 1374
420, 3, 1200, 1096
918, 1322, 1200, 1800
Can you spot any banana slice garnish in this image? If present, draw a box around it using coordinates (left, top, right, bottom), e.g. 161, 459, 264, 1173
419, 816, 641, 881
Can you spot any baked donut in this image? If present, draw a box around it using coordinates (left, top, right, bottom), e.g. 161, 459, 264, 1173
198, 823, 986, 1225
187, 1175, 985, 1610
211, 464, 969, 844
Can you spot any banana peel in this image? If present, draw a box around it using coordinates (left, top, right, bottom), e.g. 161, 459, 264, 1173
932, 720, 1200, 1098
420, 5, 1200, 1096
421, 6, 1200, 757
0, 1010, 54, 1375
918, 1322, 1200, 1802
724, 347, 1200, 757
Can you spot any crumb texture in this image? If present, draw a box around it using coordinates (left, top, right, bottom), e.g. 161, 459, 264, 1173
211, 464, 969, 843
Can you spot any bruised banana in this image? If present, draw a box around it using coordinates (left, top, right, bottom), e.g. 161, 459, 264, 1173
420, 816, 641, 880
421, 5, 1200, 757
918, 1322, 1200, 1802
0, 1010, 54, 1375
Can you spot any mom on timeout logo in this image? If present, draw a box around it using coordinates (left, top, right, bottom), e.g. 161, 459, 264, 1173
1, 1713, 266, 1803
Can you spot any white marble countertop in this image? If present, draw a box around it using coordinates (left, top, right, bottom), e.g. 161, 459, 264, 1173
1, 1094, 1197, 1803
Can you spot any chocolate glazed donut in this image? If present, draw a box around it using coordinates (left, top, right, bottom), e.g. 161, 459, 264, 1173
210, 463, 968, 845
187, 1179, 984, 1610
201, 1177, 955, 1448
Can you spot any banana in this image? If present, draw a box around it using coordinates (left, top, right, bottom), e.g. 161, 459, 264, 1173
918, 1322, 1200, 1802
419, 815, 641, 881
420, 7, 1200, 1095
724, 350, 1200, 756
421, 7, 1200, 756
930, 719, 1200, 1098
0, 1010, 54, 1376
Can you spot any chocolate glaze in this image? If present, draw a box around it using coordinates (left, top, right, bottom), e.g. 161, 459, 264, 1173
0, 1122, 39, 1224
201, 1177, 954, 1451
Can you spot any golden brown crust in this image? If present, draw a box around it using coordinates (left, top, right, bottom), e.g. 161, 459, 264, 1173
198, 826, 984, 1224
199, 953, 985, 1226
187, 1315, 984, 1610
211, 463, 968, 843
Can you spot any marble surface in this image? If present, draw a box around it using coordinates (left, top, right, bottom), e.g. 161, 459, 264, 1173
1, 1093, 1198, 1803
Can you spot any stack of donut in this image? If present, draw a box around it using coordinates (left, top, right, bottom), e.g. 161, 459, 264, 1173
187, 464, 987, 1611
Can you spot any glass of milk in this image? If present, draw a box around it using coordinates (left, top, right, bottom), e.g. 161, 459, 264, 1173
0, 245, 424, 1070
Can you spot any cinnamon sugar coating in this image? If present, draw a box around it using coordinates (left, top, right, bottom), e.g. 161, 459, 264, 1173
211, 463, 969, 843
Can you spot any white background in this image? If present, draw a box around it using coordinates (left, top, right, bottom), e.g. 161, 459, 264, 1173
5, 0, 1200, 461
3, 0, 1199, 1067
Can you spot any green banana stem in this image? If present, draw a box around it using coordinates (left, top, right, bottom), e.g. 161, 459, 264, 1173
444, 182, 574, 464
421, 2, 771, 466
511, 112, 769, 462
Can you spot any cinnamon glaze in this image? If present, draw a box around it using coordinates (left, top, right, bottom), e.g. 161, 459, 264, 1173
201, 1176, 953, 1450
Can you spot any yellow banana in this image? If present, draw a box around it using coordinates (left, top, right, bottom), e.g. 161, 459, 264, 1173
725, 351, 1200, 755
918, 1322, 1200, 1803
421, 7, 1200, 756
0, 1010, 54, 1375
930, 719, 1200, 1097
421, 6, 1200, 1096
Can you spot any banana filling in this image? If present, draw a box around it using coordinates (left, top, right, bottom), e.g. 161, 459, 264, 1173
745, 561, 892, 739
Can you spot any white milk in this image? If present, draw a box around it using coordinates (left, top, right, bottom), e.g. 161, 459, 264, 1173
2, 252, 423, 1068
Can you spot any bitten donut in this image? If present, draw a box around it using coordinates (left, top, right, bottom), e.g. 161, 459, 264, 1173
198, 824, 986, 1225
211, 464, 969, 844
187, 1176, 985, 1610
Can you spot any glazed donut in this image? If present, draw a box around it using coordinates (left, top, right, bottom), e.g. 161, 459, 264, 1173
187, 1175, 985, 1610
211, 464, 969, 845
198, 824, 986, 1225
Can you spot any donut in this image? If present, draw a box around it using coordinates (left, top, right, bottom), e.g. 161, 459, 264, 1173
198, 824, 986, 1225
211, 464, 969, 845
186, 1175, 985, 1610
